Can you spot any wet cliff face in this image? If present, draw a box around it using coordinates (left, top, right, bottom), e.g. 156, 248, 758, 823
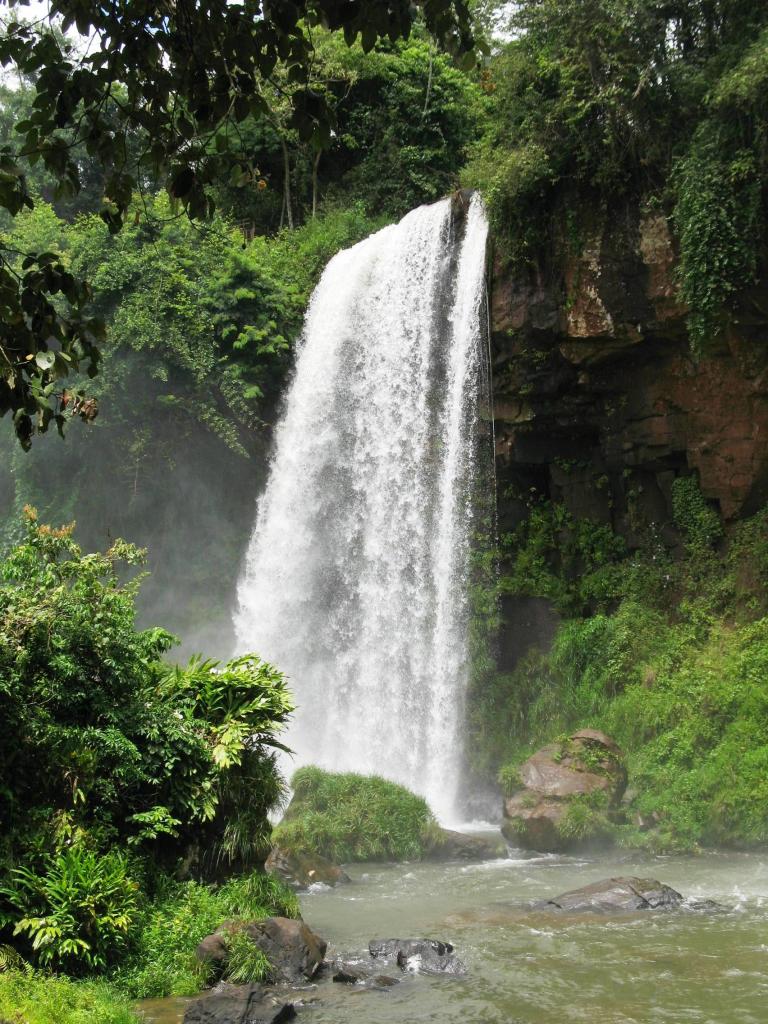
490, 204, 768, 542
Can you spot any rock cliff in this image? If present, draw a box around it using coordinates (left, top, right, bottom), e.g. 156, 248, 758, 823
490, 204, 768, 541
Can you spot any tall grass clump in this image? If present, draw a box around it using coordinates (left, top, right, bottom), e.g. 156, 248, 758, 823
272, 767, 440, 863
0, 969, 138, 1024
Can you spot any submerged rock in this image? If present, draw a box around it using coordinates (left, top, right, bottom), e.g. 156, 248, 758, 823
425, 828, 506, 861
265, 845, 350, 890
183, 983, 295, 1024
369, 938, 453, 959
502, 730, 626, 852
332, 960, 401, 987
369, 937, 467, 976
540, 876, 684, 913
195, 917, 327, 985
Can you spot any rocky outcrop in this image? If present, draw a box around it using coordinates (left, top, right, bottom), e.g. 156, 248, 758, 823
491, 204, 768, 557
539, 876, 684, 913
264, 845, 350, 890
183, 983, 296, 1024
195, 917, 326, 985
502, 730, 626, 851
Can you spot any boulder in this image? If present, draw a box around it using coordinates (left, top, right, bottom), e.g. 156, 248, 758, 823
183, 983, 296, 1024
245, 917, 327, 984
397, 949, 468, 976
502, 730, 626, 852
195, 917, 327, 985
425, 828, 505, 861
541, 876, 684, 913
265, 845, 350, 890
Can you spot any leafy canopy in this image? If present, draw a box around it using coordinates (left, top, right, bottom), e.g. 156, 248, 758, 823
0, 0, 477, 445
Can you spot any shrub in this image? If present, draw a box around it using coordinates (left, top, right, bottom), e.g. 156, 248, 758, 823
272, 767, 439, 863
0, 509, 293, 879
1, 850, 138, 973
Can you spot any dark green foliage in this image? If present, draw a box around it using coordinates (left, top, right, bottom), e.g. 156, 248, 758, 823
0, 1, 477, 434
0, 509, 294, 972
319, 37, 484, 218
272, 767, 440, 863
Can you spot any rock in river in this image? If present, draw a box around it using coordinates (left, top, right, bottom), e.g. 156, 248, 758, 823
369, 937, 467, 976
196, 917, 326, 985
183, 983, 295, 1024
502, 729, 626, 852
540, 876, 684, 913
265, 845, 350, 890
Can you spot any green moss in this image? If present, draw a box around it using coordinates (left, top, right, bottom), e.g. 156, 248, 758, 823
272, 767, 439, 863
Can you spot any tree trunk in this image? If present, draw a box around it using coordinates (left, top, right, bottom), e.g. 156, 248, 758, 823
282, 139, 294, 230
312, 149, 321, 219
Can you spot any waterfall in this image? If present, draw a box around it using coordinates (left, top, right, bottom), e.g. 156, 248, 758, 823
234, 194, 489, 823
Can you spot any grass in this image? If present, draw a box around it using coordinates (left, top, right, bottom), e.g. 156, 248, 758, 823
272, 766, 441, 863
115, 872, 299, 999
0, 970, 138, 1024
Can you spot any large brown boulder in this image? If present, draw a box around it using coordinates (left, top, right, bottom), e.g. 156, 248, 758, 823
265, 844, 350, 890
246, 917, 327, 984
502, 730, 626, 852
195, 916, 327, 985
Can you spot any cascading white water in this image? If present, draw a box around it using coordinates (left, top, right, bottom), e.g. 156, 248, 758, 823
234, 194, 489, 822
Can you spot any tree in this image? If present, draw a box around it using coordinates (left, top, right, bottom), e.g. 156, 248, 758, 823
0, 0, 477, 446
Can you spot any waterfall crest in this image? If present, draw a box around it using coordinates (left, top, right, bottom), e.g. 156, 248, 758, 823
234, 194, 489, 822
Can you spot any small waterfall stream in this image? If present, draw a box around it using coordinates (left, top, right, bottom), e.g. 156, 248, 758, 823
234, 194, 489, 822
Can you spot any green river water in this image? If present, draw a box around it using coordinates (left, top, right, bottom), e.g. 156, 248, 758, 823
139, 839, 768, 1024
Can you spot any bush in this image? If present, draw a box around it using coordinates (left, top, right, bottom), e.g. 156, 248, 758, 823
0, 509, 293, 884
2, 850, 138, 973
117, 872, 298, 999
272, 767, 439, 863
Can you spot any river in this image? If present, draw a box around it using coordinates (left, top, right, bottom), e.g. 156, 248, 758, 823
139, 838, 768, 1024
